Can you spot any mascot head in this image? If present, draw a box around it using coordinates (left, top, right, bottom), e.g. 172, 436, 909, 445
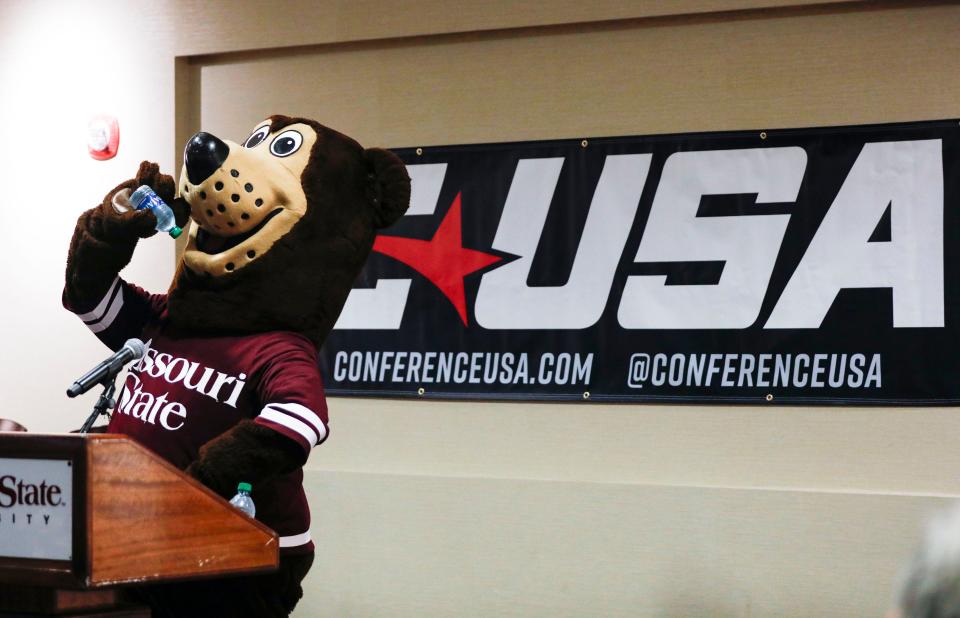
168, 115, 410, 345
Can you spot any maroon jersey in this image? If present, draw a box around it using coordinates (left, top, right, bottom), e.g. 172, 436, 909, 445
69, 277, 327, 555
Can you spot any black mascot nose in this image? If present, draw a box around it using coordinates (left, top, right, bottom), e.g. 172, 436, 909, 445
184, 132, 229, 184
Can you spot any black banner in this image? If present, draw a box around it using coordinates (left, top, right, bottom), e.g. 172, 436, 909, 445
319, 120, 960, 405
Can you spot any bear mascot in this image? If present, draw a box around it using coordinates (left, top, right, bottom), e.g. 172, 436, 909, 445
63, 115, 410, 617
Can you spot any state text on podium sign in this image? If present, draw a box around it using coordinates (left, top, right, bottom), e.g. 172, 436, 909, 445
0, 458, 72, 560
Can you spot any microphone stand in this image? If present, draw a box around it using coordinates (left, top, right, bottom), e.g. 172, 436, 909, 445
79, 373, 119, 434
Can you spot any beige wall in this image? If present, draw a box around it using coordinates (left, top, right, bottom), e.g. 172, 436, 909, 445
197, 1, 960, 145
1, 1, 956, 616
0, 1, 181, 434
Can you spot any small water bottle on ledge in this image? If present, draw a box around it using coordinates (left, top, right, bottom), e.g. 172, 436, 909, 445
129, 185, 183, 239
229, 482, 256, 517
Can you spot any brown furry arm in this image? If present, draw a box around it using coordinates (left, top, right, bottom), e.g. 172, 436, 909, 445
64, 207, 146, 307
185, 420, 305, 499
63, 161, 189, 308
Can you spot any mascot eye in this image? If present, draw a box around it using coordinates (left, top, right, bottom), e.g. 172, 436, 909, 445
244, 126, 271, 148
270, 130, 303, 157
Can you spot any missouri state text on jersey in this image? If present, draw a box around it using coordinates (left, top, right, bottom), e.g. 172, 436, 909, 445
115, 338, 248, 431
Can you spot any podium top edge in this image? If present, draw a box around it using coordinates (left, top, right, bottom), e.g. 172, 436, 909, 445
0, 433, 132, 458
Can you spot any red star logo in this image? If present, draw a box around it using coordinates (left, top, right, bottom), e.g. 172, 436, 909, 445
373, 193, 503, 325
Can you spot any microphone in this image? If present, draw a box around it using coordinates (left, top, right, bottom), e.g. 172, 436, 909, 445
66, 339, 146, 398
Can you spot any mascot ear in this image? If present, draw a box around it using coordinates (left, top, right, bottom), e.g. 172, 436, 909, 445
365, 148, 411, 229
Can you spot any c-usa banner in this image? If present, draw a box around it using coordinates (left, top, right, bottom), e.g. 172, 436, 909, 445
319, 120, 958, 405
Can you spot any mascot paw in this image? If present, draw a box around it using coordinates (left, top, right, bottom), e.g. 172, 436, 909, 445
97, 161, 179, 241
185, 419, 304, 500
64, 161, 184, 308
184, 457, 228, 499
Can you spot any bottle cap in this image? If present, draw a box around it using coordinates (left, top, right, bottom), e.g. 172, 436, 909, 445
237, 482, 252, 492
169, 226, 183, 239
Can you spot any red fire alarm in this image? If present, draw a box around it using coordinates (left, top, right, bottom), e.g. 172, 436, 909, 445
88, 115, 119, 160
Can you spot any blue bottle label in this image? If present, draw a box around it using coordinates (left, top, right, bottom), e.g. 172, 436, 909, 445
135, 189, 165, 213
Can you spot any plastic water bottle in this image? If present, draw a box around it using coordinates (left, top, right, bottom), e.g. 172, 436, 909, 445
129, 185, 182, 239
229, 482, 256, 517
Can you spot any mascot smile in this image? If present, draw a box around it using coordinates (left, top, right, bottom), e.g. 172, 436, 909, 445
63, 115, 410, 618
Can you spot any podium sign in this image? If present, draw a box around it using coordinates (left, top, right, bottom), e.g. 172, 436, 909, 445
0, 458, 73, 560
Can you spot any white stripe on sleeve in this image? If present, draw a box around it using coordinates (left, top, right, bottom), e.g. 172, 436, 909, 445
86, 284, 125, 334
259, 408, 319, 446
263, 402, 328, 443
76, 277, 120, 322
279, 531, 312, 548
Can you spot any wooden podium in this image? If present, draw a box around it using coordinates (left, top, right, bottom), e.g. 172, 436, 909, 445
0, 433, 279, 616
